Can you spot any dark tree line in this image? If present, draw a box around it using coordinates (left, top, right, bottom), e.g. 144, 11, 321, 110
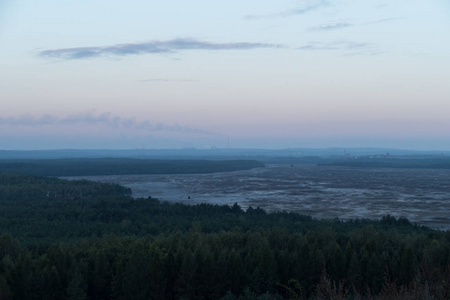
0, 158, 264, 177
1, 226, 449, 299
319, 156, 450, 169
0, 173, 449, 299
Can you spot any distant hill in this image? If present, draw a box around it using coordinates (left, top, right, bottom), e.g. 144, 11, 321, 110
1, 147, 449, 160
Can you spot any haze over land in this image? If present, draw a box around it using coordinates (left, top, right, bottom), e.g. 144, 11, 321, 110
1, 1, 450, 150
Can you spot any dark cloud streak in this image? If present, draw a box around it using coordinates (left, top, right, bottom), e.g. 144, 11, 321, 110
309, 22, 353, 31
38, 38, 282, 60
136, 79, 197, 83
365, 17, 401, 25
244, 0, 329, 20
297, 41, 373, 52
0, 113, 221, 136
310, 17, 400, 32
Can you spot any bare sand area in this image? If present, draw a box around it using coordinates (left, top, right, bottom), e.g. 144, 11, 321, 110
64, 164, 450, 230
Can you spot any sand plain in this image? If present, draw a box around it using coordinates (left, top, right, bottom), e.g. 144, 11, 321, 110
64, 164, 450, 230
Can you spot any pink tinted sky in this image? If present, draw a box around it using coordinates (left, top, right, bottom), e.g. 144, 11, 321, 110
1, 0, 450, 149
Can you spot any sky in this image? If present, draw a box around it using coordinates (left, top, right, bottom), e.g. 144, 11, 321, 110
1, 0, 450, 150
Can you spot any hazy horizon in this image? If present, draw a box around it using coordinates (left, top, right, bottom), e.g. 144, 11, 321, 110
2, 1, 450, 150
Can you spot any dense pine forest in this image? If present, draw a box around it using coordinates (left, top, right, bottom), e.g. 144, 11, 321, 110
0, 173, 449, 299
319, 156, 450, 169
0, 158, 264, 177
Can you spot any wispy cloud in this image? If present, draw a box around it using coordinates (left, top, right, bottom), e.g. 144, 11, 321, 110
309, 22, 353, 31
244, 0, 329, 20
0, 112, 222, 136
136, 78, 197, 83
310, 17, 399, 32
298, 41, 369, 50
297, 40, 381, 55
365, 17, 401, 25
38, 38, 282, 60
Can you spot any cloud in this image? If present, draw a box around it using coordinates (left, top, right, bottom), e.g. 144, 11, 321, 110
136, 78, 197, 83
244, 0, 329, 20
297, 40, 381, 55
0, 112, 222, 136
309, 18, 399, 32
365, 17, 401, 25
138, 79, 171, 82
309, 22, 353, 31
38, 38, 282, 60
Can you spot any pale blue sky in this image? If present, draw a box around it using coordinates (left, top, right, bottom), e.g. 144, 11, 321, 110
1, 0, 450, 149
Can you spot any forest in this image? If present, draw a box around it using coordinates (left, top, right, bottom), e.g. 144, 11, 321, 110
0, 172, 449, 299
319, 156, 450, 169
0, 158, 264, 177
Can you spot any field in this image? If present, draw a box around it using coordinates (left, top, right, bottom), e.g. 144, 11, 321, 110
65, 164, 450, 230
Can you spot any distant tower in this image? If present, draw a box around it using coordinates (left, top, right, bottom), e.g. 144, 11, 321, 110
344, 150, 350, 158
